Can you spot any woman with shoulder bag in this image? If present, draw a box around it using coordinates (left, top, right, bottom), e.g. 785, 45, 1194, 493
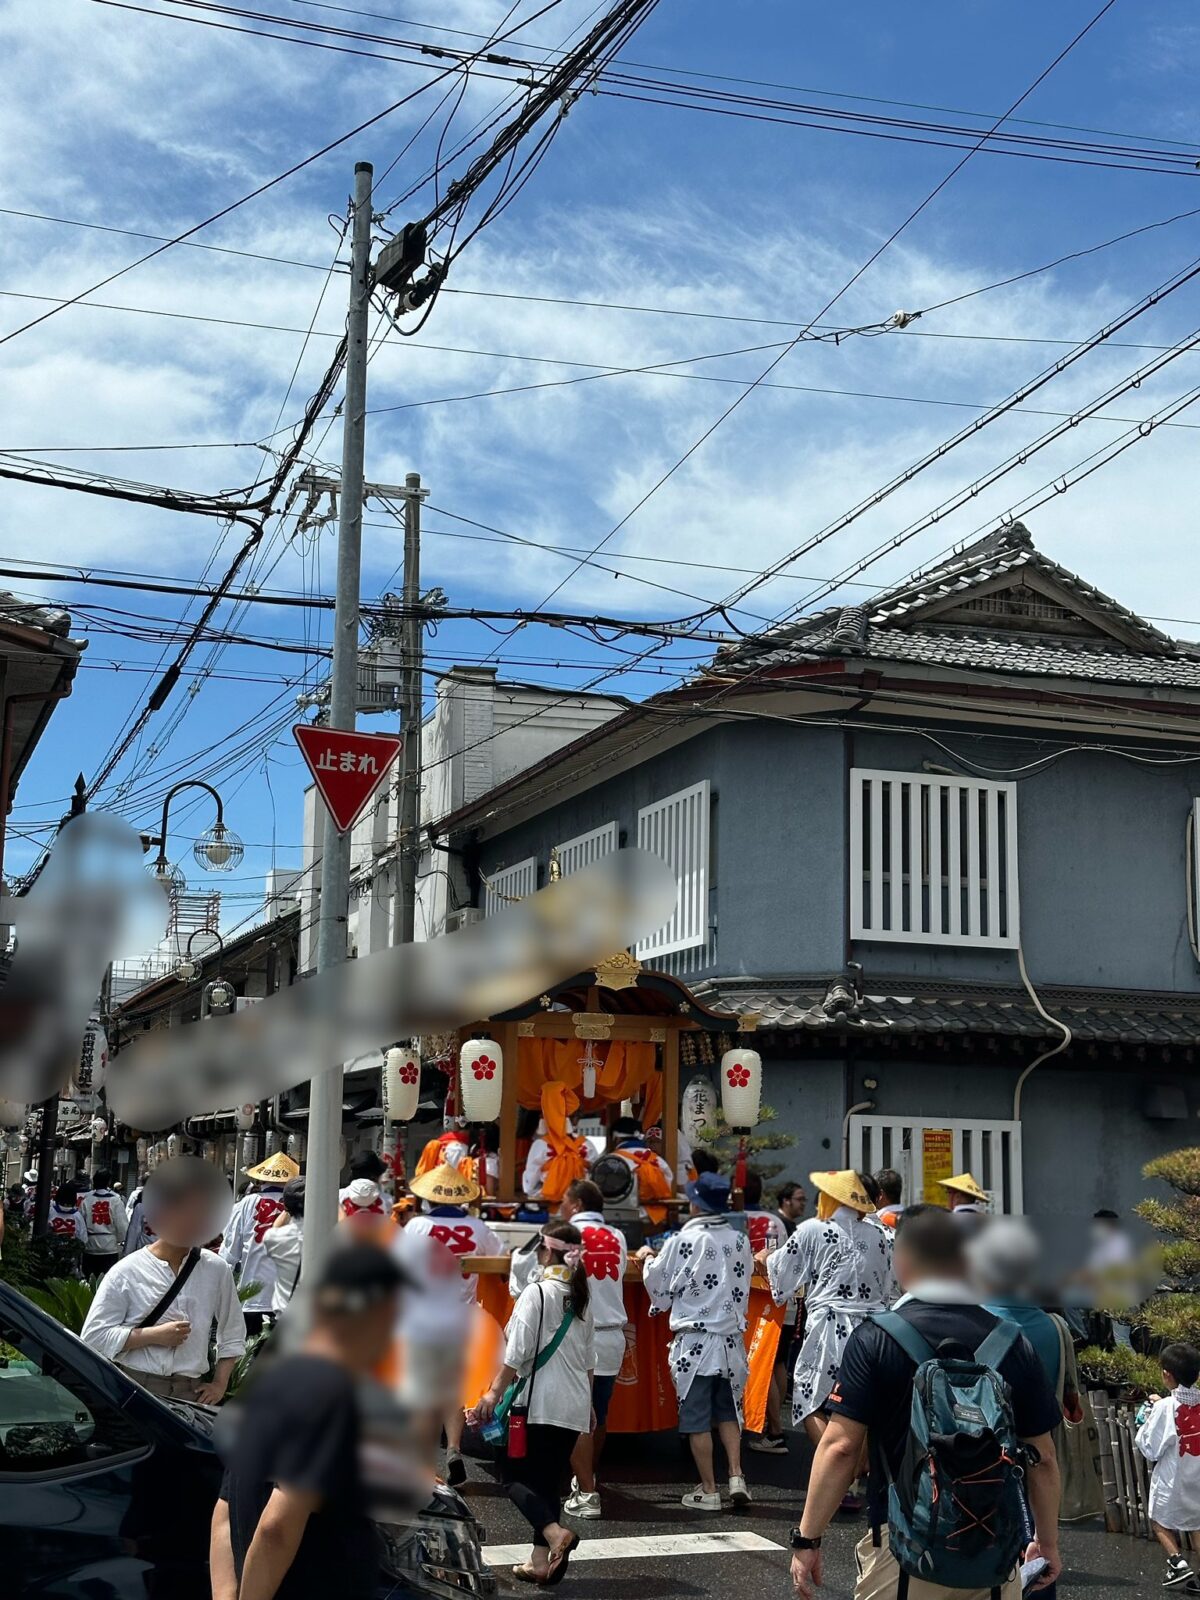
476, 1221, 595, 1586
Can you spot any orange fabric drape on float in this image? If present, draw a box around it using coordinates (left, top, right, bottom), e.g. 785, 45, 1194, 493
741, 1289, 786, 1434
415, 1138, 444, 1178
619, 1148, 672, 1227
516, 1038, 658, 1110
539, 1081, 590, 1204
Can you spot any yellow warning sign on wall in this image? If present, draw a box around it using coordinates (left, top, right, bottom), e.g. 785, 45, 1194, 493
921, 1127, 954, 1204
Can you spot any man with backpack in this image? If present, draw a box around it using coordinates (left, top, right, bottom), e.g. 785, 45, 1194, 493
788, 1204, 1062, 1600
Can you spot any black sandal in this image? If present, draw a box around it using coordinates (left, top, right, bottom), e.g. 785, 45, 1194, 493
545, 1534, 579, 1586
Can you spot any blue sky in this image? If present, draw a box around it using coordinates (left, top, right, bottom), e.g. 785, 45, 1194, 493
3, 0, 1200, 924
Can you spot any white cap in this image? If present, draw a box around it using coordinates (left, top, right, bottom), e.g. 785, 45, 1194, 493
345, 1178, 381, 1209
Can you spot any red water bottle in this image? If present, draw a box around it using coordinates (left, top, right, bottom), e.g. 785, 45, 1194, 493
507, 1410, 528, 1459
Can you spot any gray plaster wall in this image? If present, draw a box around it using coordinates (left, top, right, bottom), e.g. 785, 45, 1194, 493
478, 718, 1200, 994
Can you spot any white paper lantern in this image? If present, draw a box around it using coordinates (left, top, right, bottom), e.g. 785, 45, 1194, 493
166, 1133, 180, 1159
287, 1133, 307, 1162
90, 1116, 107, 1143
76, 1022, 108, 1101
681, 1075, 719, 1143
136, 1138, 148, 1166
720, 1048, 762, 1131
459, 1037, 503, 1122
235, 1103, 256, 1132
384, 1047, 420, 1124
0, 1094, 25, 1130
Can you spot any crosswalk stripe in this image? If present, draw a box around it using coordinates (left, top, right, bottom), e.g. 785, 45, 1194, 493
483, 1530, 785, 1564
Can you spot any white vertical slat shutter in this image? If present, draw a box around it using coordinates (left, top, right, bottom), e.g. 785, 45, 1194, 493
482, 856, 537, 916
555, 821, 618, 878
636, 780, 710, 958
850, 769, 1019, 948
847, 1115, 1024, 1213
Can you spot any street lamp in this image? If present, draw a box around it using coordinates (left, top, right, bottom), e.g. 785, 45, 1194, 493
176, 928, 225, 984
147, 780, 244, 892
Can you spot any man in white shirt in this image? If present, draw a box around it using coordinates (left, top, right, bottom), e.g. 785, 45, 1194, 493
80, 1168, 129, 1276
521, 1121, 598, 1204
81, 1160, 245, 1404
220, 1152, 300, 1335
559, 1178, 631, 1520
611, 1117, 676, 1229
640, 1171, 753, 1512
392, 1162, 506, 1484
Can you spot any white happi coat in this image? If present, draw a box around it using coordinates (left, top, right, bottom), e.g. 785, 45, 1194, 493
1137, 1386, 1200, 1529
766, 1206, 894, 1422
220, 1186, 287, 1312
643, 1213, 753, 1421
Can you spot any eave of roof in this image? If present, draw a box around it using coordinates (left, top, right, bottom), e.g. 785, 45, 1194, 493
692, 974, 1200, 1046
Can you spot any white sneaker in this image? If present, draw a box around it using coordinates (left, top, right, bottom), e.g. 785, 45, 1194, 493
564, 1490, 602, 1520
681, 1488, 722, 1512
728, 1475, 752, 1506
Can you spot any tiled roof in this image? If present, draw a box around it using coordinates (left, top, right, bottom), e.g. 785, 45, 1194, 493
691, 975, 1200, 1046
734, 619, 1200, 689
0, 591, 76, 640
718, 522, 1200, 691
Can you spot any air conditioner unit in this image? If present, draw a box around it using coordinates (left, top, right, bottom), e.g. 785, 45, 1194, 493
446, 907, 484, 934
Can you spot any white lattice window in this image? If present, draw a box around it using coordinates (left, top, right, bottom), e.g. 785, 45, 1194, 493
635, 780, 710, 958
554, 822, 618, 877
482, 856, 537, 916
850, 768, 1019, 948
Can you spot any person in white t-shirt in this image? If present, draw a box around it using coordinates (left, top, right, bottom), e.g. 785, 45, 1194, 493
81, 1158, 245, 1404
476, 1222, 595, 1585
557, 1178, 630, 1521
392, 1162, 506, 1484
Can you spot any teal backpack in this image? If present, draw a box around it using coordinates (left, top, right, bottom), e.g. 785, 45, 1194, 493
870, 1311, 1032, 1600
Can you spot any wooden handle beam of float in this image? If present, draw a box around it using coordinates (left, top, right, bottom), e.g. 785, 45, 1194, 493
465, 1255, 771, 1292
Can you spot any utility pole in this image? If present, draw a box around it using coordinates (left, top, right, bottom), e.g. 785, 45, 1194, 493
393, 472, 426, 949
32, 773, 86, 1237
303, 162, 374, 1277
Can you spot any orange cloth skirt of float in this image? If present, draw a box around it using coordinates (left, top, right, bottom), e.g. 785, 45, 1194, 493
458, 1274, 784, 1434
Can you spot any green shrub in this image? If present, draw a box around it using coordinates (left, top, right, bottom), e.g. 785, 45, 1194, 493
1077, 1343, 1163, 1398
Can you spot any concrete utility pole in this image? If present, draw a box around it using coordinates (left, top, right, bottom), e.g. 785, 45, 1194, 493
32, 773, 87, 1237
393, 471, 426, 949
303, 161, 373, 1276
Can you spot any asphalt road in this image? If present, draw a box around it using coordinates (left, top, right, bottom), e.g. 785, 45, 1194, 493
459, 1430, 1176, 1600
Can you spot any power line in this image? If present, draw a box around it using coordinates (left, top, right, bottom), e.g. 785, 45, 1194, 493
505, 0, 1122, 639
716, 247, 1200, 614
100, 0, 1200, 178
270, 0, 1200, 157
13, 200, 1200, 363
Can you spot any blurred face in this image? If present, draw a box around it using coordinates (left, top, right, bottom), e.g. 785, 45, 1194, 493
893, 1239, 920, 1292
558, 1193, 579, 1220
780, 1189, 806, 1220
144, 1157, 233, 1247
